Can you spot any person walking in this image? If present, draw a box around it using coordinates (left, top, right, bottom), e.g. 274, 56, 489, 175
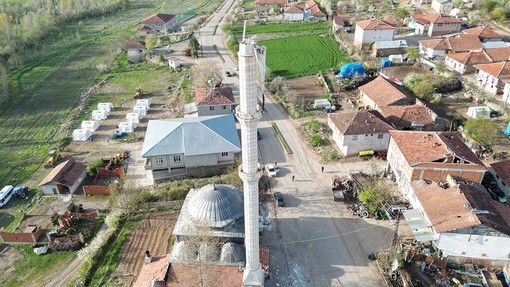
321, 166, 324, 173
292, 175, 295, 182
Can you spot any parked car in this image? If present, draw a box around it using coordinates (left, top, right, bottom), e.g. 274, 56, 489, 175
273, 192, 285, 207
265, 164, 279, 177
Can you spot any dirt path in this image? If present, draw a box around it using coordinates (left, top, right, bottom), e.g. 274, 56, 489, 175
42, 257, 82, 287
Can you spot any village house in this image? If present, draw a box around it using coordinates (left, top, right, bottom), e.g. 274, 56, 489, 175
404, 176, 510, 263
431, 0, 453, 14
39, 160, 87, 195
354, 18, 396, 49
358, 76, 414, 110
283, 5, 304, 21
283, 0, 326, 21
332, 16, 345, 32
125, 40, 146, 63
418, 34, 483, 58
327, 110, 393, 156
372, 40, 408, 57
444, 47, 510, 74
463, 26, 504, 43
448, 8, 465, 19
140, 13, 177, 32
386, 130, 486, 198
378, 104, 440, 131
490, 159, 510, 198
141, 114, 241, 181
255, 0, 288, 14
411, 13, 461, 37
474, 61, 510, 95
184, 87, 236, 117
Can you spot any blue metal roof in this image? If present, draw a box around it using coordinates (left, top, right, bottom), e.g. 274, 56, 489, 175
141, 114, 241, 157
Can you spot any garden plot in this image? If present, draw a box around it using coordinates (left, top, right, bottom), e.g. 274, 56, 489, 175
111, 212, 178, 287
284, 76, 326, 100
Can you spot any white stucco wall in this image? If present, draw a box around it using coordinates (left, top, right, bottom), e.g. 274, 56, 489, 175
428, 22, 460, 37
283, 12, 304, 21
197, 105, 235, 116
432, 1, 453, 14
341, 133, 391, 156
186, 154, 218, 168
477, 70, 500, 95
414, 23, 428, 35
419, 44, 446, 59
354, 26, 395, 48
437, 232, 510, 261
445, 57, 466, 74
502, 82, 510, 104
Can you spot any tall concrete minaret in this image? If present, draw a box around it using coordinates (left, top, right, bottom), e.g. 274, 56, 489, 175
236, 32, 266, 286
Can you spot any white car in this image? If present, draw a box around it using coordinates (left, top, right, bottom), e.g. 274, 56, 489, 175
265, 164, 280, 177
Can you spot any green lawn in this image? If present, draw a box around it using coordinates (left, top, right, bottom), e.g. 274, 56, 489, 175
231, 22, 329, 35
261, 35, 350, 78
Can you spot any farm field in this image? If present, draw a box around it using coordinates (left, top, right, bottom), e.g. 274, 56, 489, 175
231, 22, 329, 35
0, 0, 221, 187
261, 35, 349, 78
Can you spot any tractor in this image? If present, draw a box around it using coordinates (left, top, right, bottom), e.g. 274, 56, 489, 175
45, 147, 62, 168
134, 86, 143, 99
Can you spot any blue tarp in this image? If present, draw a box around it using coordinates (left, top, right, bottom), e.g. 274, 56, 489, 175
381, 59, 392, 68
337, 62, 364, 78
504, 122, 510, 136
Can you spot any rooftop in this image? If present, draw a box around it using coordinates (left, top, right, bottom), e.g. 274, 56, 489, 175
491, 159, 510, 185
463, 26, 503, 39
140, 13, 175, 24
379, 105, 435, 128
389, 131, 484, 166
358, 76, 413, 107
328, 110, 393, 135
168, 263, 243, 286
445, 34, 484, 53
39, 160, 86, 187
474, 61, 510, 78
194, 87, 235, 106
132, 255, 170, 287
419, 38, 449, 50
414, 13, 462, 25
333, 16, 345, 26
125, 40, 146, 50
446, 47, 510, 65
356, 18, 396, 30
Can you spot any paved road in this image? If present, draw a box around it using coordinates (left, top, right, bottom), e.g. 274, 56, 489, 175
197, 3, 393, 286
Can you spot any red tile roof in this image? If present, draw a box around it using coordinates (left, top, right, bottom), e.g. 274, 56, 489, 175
39, 160, 86, 187
309, 4, 326, 16
416, 13, 461, 24
446, 34, 483, 53
419, 38, 449, 50
359, 76, 413, 107
474, 61, 510, 78
328, 110, 393, 135
284, 5, 303, 13
125, 40, 146, 50
463, 26, 503, 39
195, 87, 235, 106
389, 131, 484, 166
133, 255, 170, 287
447, 47, 510, 65
356, 19, 396, 30
255, 0, 288, 6
333, 16, 345, 26
491, 159, 510, 185
141, 13, 175, 24
167, 264, 243, 286
379, 105, 435, 128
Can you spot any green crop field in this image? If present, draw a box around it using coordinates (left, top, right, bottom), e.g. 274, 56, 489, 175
260, 35, 349, 78
231, 22, 329, 35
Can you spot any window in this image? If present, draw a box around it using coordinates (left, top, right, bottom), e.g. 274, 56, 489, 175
222, 105, 227, 109
209, 106, 215, 111
156, 158, 163, 164
221, 152, 229, 157
352, 135, 358, 141
378, 134, 384, 139
173, 155, 181, 162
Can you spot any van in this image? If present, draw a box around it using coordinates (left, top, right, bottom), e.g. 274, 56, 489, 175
0, 185, 14, 208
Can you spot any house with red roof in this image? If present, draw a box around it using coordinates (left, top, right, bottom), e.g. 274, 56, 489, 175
332, 16, 345, 32
354, 18, 396, 49
379, 105, 437, 130
386, 130, 486, 197
445, 47, 510, 74
418, 34, 483, 59
125, 40, 146, 63
327, 110, 393, 156
474, 61, 510, 95
39, 160, 87, 195
255, 0, 288, 14
283, 0, 326, 21
358, 76, 414, 110
463, 26, 504, 43
402, 176, 510, 263
490, 159, 510, 197
411, 13, 461, 37
193, 87, 236, 117
140, 13, 177, 32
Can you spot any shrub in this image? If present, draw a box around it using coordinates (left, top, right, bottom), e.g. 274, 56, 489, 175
321, 146, 338, 162
87, 159, 107, 177
413, 80, 436, 99
115, 52, 128, 70
491, 7, 507, 22
159, 187, 188, 201
403, 73, 424, 90
483, 0, 498, 11
309, 134, 328, 147
463, 118, 499, 147
434, 77, 463, 93
304, 120, 322, 133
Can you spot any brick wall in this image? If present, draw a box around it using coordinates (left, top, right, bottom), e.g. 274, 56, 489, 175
82, 185, 110, 196
0, 227, 43, 244
96, 167, 125, 178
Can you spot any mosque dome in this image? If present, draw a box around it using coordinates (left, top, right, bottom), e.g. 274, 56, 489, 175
220, 242, 245, 264
188, 184, 244, 228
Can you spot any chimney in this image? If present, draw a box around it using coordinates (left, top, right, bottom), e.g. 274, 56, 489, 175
144, 250, 153, 264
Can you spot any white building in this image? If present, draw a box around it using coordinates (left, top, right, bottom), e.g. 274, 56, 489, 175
503, 79, 510, 104
283, 6, 304, 21
412, 14, 461, 37
475, 61, 510, 95
125, 40, 146, 62
39, 160, 87, 195
432, 0, 453, 14
466, 106, 491, 119
354, 18, 396, 49
403, 177, 510, 264
328, 110, 393, 156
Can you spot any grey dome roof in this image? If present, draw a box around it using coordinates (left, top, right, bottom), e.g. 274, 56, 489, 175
220, 242, 245, 264
170, 241, 197, 262
188, 184, 244, 228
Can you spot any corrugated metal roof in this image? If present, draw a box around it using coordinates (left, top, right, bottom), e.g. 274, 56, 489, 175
141, 114, 241, 157
374, 40, 408, 49
482, 41, 509, 49
402, 209, 436, 242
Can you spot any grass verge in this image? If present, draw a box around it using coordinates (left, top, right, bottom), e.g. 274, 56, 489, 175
271, 122, 293, 155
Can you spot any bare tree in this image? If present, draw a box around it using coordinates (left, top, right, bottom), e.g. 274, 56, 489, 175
191, 59, 222, 88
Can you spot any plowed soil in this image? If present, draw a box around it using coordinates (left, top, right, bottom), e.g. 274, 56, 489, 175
113, 212, 178, 287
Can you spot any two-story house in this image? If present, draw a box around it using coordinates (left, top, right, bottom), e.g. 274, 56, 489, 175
445, 47, 510, 74
404, 176, 510, 263
191, 87, 236, 117
358, 76, 414, 110
140, 13, 177, 32
474, 61, 510, 95
328, 110, 393, 156
354, 18, 396, 49
412, 13, 461, 37
418, 34, 483, 58
387, 130, 486, 198
141, 114, 241, 181
490, 159, 510, 198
